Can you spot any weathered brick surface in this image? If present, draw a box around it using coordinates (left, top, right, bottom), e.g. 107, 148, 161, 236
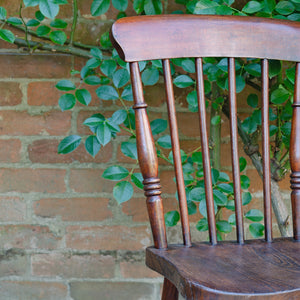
70, 282, 156, 300
0, 249, 27, 277
0, 225, 63, 250
34, 197, 112, 221
0, 111, 71, 136
120, 260, 161, 279
0, 281, 68, 300
27, 82, 60, 106
0, 82, 22, 106
66, 225, 151, 250
0, 197, 26, 222
0, 168, 66, 193
32, 253, 115, 278
0, 139, 22, 163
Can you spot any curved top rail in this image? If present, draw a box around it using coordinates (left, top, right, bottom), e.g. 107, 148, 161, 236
110, 15, 300, 62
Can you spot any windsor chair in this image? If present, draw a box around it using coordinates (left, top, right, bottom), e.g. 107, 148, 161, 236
110, 15, 300, 299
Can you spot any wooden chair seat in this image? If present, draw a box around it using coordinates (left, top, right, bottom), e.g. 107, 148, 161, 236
146, 238, 300, 299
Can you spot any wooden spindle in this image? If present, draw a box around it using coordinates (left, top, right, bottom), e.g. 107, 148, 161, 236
162, 59, 192, 247
195, 58, 217, 245
130, 62, 168, 249
261, 59, 272, 242
290, 62, 300, 241
228, 57, 244, 244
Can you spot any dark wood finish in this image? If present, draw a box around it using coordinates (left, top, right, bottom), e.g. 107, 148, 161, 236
291, 62, 300, 241
147, 239, 300, 299
161, 278, 178, 300
110, 14, 300, 300
195, 57, 217, 245
130, 62, 167, 249
228, 57, 244, 244
262, 59, 273, 242
163, 59, 191, 247
111, 15, 300, 62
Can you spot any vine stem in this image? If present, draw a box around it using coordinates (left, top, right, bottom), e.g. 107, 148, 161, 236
18, 1, 30, 50
69, 0, 78, 45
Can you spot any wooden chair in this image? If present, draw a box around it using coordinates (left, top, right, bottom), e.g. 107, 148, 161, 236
110, 15, 300, 299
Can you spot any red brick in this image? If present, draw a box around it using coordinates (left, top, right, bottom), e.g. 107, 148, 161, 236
0, 54, 72, 78
0, 168, 66, 193
120, 261, 160, 278
0, 197, 26, 222
0, 111, 71, 136
34, 197, 112, 221
0, 225, 63, 250
28, 139, 112, 163
66, 225, 151, 250
27, 82, 60, 106
70, 281, 155, 300
247, 169, 263, 194
0, 82, 22, 106
32, 253, 115, 278
0, 281, 67, 300
69, 169, 114, 193
0, 249, 27, 277
0, 139, 21, 162
177, 111, 201, 137
160, 170, 177, 195
278, 171, 291, 191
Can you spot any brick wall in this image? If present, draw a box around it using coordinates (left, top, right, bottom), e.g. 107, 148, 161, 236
0, 1, 292, 300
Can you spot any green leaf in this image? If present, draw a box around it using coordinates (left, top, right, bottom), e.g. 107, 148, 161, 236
216, 58, 241, 72
168, 149, 187, 164
244, 63, 261, 77
91, 0, 110, 16
39, 0, 60, 19
181, 59, 195, 73
36, 25, 51, 36
113, 69, 130, 88
263, 0, 276, 13
216, 220, 232, 233
58, 94, 76, 111
121, 141, 138, 160
187, 90, 198, 112
271, 87, 290, 104
190, 187, 206, 202
112, 0, 128, 11
245, 209, 264, 222
26, 19, 40, 26
150, 119, 167, 135
196, 218, 209, 231
286, 67, 295, 84
75, 89, 91, 106
96, 122, 111, 146
190, 0, 219, 14
49, 30, 67, 45
173, 75, 194, 88
213, 189, 228, 206
217, 183, 233, 194
35, 10, 45, 21
199, 199, 217, 218
102, 166, 129, 180
91, 47, 103, 59
133, 0, 144, 14
101, 60, 117, 77
281, 122, 291, 137
100, 31, 112, 49
242, 116, 257, 134
249, 223, 264, 238
24, 0, 40, 7
288, 13, 300, 21
187, 200, 197, 215
50, 18, 68, 28
0, 29, 15, 43
247, 94, 258, 108
240, 175, 250, 189
275, 1, 295, 15
121, 85, 133, 101
228, 214, 236, 225
211, 169, 220, 185
144, 0, 163, 15
226, 200, 235, 211
85, 135, 101, 157
111, 109, 127, 125
0, 7, 6, 20
269, 60, 281, 78
157, 135, 172, 149
165, 211, 180, 227
58, 135, 81, 154
113, 181, 133, 204
106, 119, 120, 133
239, 157, 247, 172
211, 115, 221, 125
216, 5, 233, 15
7, 17, 23, 25
269, 124, 278, 136
236, 75, 246, 93
142, 67, 159, 86
242, 1, 264, 13
86, 57, 102, 69
96, 85, 119, 100
83, 115, 105, 127
219, 172, 230, 182
56, 79, 76, 91
131, 173, 144, 189
84, 75, 101, 85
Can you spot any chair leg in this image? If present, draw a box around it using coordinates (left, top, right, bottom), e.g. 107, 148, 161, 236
161, 277, 178, 300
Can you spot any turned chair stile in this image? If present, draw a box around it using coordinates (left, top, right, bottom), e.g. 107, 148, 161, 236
111, 15, 300, 299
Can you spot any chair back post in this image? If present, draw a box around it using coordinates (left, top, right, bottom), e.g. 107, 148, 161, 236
130, 62, 168, 249
290, 62, 300, 241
